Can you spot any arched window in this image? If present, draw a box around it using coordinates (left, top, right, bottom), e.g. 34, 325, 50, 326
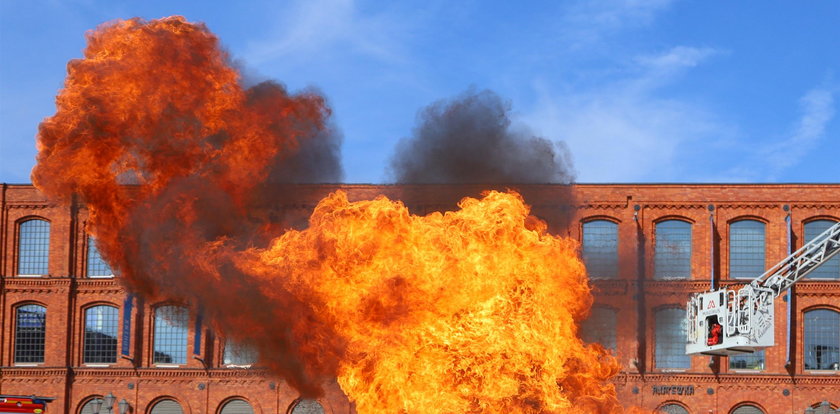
805, 401, 839, 414
658, 403, 689, 414
730, 220, 765, 279
655, 308, 689, 369
731, 404, 765, 414
804, 309, 840, 370
17, 219, 50, 275
15, 304, 46, 363
87, 236, 113, 277
78, 397, 103, 414
219, 399, 254, 414
655, 220, 692, 279
153, 306, 188, 365
224, 339, 258, 366
582, 220, 618, 279
149, 399, 183, 414
290, 399, 325, 414
84, 305, 119, 364
580, 306, 616, 350
804, 220, 840, 279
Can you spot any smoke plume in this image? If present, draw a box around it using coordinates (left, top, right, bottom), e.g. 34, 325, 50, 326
32, 16, 343, 395
388, 88, 575, 184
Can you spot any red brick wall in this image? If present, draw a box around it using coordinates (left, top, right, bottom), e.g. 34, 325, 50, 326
2, 183, 839, 413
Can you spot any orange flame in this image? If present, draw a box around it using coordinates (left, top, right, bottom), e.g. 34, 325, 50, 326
31, 16, 640, 413
236, 190, 625, 413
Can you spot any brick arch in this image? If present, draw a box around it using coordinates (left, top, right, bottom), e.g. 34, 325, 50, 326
12, 299, 48, 309
81, 301, 120, 310
653, 215, 695, 224
15, 215, 51, 224
581, 215, 621, 224
802, 304, 840, 314
803, 215, 840, 224
727, 215, 769, 225
146, 395, 190, 414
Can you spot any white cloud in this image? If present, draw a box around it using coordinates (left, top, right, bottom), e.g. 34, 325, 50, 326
760, 86, 836, 178
522, 46, 726, 182
244, 0, 407, 66
559, 0, 675, 49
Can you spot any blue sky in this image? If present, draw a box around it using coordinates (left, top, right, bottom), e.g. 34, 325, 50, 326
1, 0, 838, 183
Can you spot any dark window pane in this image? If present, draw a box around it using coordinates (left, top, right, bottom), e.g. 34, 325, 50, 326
15, 304, 46, 363
291, 400, 324, 414
804, 309, 840, 370
655, 308, 690, 369
220, 399, 254, 414
582, 220, 618, 279
729, 350, 765, 370
580, 307, 616, 350
732, 405, 765, 414
84, 305, 119, 363
87, 236, 113, 277
154, 306, 188, 365
18, 219, 50, 275
655, 220, 692, 279
150, 399, 183, 414
730, 220, 765, 279
657, 404, 689, 414
804, 220, 840, 279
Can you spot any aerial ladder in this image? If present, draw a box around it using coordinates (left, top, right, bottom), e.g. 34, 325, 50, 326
686, 220, 840, 356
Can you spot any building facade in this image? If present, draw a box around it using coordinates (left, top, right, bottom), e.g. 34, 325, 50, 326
1, 183, 839, 413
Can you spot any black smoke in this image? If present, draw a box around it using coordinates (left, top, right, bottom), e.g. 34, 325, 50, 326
388, 88, 575, 184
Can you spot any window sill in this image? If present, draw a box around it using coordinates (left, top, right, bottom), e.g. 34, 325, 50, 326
88, 274, 115, 278
657, 369, 688, 373
731, 369, 764, 373
13, 363, 42, 367
154, 364, 183, 368
83, 363, 112, 367
16, 274, 46, 278
224, 364, 253, 368
804, 370, 840, 375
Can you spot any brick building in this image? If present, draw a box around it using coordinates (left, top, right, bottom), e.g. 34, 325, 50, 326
1, 183, 838, 413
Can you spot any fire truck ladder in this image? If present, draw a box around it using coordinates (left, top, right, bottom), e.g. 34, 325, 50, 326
752, 220, 840, 297
686, 220, 840, 356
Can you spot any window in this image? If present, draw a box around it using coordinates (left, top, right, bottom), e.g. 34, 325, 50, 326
84, 305, 118, 363
17, 219, 50, 275
580, 306, 616, 350
658, 404, 689, 414
730, 220, 765, 279
804, 309, 840, 370
150, 399, 183, 414
220, 399, 254, 414
153, 306, 188, 365
655, 220, 692, 279
729, 350, 764, 371
79, 397, 103, 414
655, 308, 690, 369
87, 236, 113, 277
731, 405, 765, 414
290, 400, 325, 414
582, 220, 618, 279
804, 220, 840, 279
224, 339, 258, 366
15, 304, 46, 363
